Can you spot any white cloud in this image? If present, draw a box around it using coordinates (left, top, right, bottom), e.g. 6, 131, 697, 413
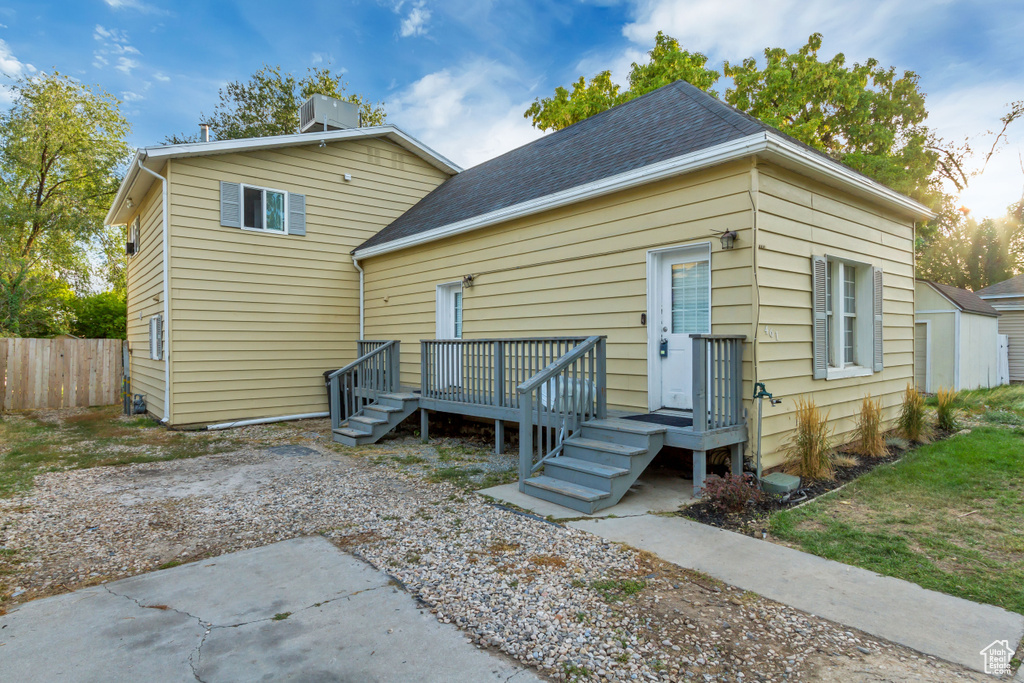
153, 71, 170, 82
399, 1, 431, 38
115, 56, 140, 75
0, 38, 34, 79
388, 60, 545, 168
102, 0, 164, 14
121, 90, 144, 102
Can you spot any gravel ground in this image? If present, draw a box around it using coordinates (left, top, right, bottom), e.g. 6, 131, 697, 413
0, 416, 991, 682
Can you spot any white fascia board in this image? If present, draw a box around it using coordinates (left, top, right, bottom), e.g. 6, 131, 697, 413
104, 126, 461, 226
354, 131, 936, 260
977, 292, 1024, 300
761, 134, 936, 220
354, 133, 771, 259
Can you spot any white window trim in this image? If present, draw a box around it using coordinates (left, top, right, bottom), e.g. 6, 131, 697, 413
825, 255, 874, 381
129, 217, 141, 258
436, 281, 463, 340
240, 183, 290, 235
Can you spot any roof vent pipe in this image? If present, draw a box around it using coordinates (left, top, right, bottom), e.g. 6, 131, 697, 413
199, 123, 211, 143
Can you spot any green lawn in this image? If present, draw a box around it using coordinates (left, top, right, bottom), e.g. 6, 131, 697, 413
0, 406, 240, 497
770, 426, 1024, 614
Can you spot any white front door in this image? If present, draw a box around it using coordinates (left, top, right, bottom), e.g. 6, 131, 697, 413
436, 282, 463, 389
649, 246, 711, 411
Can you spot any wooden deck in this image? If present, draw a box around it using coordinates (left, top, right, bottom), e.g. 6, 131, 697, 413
329, 335, 747, 506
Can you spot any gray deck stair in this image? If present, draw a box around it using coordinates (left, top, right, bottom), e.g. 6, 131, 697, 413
523, 419, 666, 514
332, 393, 419, 446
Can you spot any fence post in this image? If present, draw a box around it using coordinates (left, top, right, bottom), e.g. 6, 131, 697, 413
595, 337, 607, 419
692, 335, 707, 432
519, 392, 533, 492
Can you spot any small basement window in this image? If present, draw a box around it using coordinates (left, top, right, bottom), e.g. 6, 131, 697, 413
242, 185, 286, 233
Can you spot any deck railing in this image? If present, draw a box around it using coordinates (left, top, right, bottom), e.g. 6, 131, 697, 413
420, 337, 590, 410
328, 340, 400, 430
517, 336, 607, 490
691, 334, 746, 431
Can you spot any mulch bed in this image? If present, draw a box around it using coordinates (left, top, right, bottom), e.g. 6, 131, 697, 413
679, 432, 953, 536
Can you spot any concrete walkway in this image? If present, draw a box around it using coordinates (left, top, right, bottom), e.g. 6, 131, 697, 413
569, 514, 1024, 675
0, 536, 539, 683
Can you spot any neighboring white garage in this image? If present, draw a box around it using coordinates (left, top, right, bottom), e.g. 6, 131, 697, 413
914, 280, 1004, 392
977, 274, 1024, 383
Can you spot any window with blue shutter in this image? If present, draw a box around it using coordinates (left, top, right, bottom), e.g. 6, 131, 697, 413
220, 182, 306, 236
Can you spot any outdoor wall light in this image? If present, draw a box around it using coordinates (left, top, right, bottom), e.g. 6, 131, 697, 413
463, 274, 475, 288
720, 230, 738, 250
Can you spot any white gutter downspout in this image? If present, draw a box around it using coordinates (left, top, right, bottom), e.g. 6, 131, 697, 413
207, 411, 329, 431
352, 254, 365, 339
136, 157, 171, 423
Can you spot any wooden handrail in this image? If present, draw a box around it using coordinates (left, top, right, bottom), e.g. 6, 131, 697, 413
327, 340, 397, 380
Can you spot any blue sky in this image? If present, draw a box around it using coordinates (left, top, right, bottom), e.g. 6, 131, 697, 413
1, 0, 1022, 218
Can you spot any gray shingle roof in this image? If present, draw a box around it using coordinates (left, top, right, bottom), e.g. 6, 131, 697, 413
975, 274, 1024, 298
921, 280, 1000, 316
357, 80, 849, 252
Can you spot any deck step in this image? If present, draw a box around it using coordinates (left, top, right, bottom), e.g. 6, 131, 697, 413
380, 392, 419, 401
348, 415, 388, 426
585, 418, 668, 435
545, 457, 629, 479
333, 427, 368, 439
364, 404, 404, 414
562, 437, 646, 457
523, 475, 608, 502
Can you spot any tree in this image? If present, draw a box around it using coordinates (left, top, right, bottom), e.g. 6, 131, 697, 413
723, 34, 936, 205
71, 290, 126, 339
169, 65, 386, 143
0, 72, 131, 336
525, 32, 719, 132
918, 211, 1023, 291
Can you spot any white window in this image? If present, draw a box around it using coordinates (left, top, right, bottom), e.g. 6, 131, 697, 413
128, 217, 141, 257
824, 257, 874, 378
670, 260, 711, 334
242, 185, 287, 233
149, 315, 163, 361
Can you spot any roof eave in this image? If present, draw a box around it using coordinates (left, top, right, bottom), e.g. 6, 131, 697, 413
354, 131, 935, 260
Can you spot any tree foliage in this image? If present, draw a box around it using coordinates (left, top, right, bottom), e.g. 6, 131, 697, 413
918, 212, 1024, 291
723, 33, 935, 204
70, 290, 127, 339
0, 72, 131, 336
169, 65, 386, 143
525, 32, 718, 132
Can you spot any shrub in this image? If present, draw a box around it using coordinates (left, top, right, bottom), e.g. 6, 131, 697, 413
936, 387, 960, 432
783, 398, 835, 480
897, 384, 930, 442
70, 291, 127, 339
853, 394, 887, 458
700, 473, 764, 513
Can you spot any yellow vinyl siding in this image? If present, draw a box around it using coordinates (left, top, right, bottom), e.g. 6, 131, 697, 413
753, 163, 916, 467
166, 137, 449, 425
125, 178, 166, 419
363, 160, 756, 415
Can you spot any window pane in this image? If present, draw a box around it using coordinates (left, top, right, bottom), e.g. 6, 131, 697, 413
453, 291, 462, 339
844, 316, 855, 364
266, 191, 285, 232
243, 187, 262, 229
844, 266, 856, 315
671, 261, 710, 334
826, 260, 833, 313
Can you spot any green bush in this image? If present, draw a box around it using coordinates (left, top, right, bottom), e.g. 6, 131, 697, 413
71, 291, 126, 339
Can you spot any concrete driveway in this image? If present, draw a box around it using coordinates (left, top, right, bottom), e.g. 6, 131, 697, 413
0, 536, 540, 682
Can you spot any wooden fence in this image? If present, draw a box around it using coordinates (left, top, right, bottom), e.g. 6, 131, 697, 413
0, 338, 125, 411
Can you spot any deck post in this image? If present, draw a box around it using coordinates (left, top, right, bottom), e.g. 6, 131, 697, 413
495, 420, 504, 454
691, 336, 707, 433
519, 394, 533, 492
494, 341, 505, 407
596, 336, 607, 419
730, 442, 742, 476
693, 449, 706, 497
329, 375, 341, 431
390, 341, 401, 392
420, 408, 429, 443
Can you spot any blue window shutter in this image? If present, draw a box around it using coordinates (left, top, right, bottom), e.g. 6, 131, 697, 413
220, 182, 241, 228
288, 193, 306, 236
812, 255, 828, 380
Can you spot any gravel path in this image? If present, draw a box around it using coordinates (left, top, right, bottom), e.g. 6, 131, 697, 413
0, 418, 990, 682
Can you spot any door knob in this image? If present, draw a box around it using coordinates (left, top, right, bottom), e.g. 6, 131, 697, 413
662, 326, 668, 332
